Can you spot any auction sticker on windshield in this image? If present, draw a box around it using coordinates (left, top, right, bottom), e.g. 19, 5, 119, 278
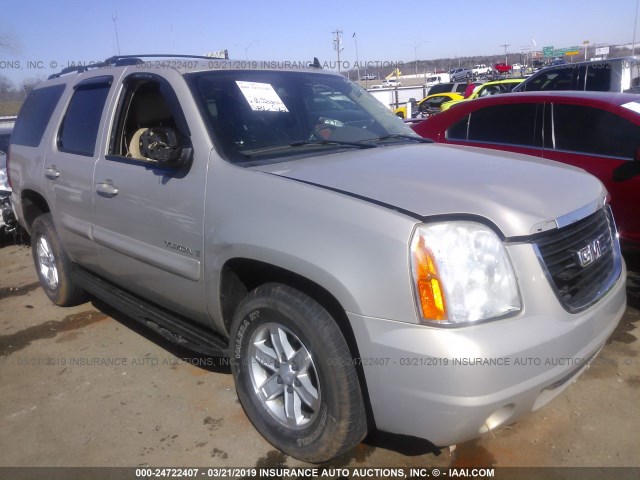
236, 81, 289, 112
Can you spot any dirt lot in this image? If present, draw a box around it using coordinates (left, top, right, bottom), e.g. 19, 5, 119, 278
0, 235, 639, 470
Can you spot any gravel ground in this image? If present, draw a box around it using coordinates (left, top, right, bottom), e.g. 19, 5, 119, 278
0, 236, 638, 471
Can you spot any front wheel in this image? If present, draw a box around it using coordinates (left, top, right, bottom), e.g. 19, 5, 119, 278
230, 283, 366, 463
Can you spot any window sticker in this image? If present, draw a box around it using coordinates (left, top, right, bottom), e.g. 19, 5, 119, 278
236, 81, 289, 112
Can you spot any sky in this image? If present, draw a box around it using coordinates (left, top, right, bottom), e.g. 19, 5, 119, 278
1, 0, 638, 87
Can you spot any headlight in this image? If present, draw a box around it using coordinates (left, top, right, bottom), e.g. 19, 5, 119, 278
410, 221, 521, 325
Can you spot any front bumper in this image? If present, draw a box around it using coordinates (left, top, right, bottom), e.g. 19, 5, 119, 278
348, 245, 627, 447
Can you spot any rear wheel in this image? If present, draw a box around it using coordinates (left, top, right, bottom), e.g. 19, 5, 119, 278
230, 283, 367, 463
31, 213, 86, 306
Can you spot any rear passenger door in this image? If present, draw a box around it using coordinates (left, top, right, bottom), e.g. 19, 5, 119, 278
42, 75, 117, 271
542, 102, 640, 246
445, 102, 543, 157
92, 71, 209, 324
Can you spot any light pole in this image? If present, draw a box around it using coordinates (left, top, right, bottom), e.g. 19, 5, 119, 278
333, 29, 344, 73
634, 0, 639, 55
405, 40, 428, 76
499, 43, 510, 65
235, 40, 259, 60
353, 32, 360, 82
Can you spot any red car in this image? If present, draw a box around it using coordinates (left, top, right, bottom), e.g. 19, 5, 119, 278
412, 91, 640, 250
494, 63, 512, 73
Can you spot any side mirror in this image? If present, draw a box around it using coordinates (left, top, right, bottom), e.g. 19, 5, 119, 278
612, 147, 640, 182
140, 127, 191, 168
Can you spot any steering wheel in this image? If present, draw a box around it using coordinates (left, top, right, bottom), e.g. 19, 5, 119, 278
310, 117, 344, 141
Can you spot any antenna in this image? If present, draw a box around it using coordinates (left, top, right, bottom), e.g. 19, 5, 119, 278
112, 13, 121, 55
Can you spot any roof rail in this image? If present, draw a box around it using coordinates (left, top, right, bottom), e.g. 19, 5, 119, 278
47, 53, 231, 80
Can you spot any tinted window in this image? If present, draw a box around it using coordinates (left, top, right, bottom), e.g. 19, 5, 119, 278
0, 134, 10, 153
428, 84, 453, 95
466, 104, 538, 146
11, 85, 65, 147
447, 115, 469, 140
522, 66, 576, 91
552, 104, 640, 159
58, 84, 110, 156
585, 65, 611, 91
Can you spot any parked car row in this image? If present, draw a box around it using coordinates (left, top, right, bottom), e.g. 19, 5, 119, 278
393, 92, 463, 119
440, 78, 525, 111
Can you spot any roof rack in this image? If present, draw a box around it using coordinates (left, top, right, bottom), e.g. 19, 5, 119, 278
47, 53, 231, 80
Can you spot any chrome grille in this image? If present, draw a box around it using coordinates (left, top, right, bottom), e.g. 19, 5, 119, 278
534, 206, 621, 312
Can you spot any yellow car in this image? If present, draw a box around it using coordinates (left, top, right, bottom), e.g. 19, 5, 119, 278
440, 78, 525, 111
394, 92, 464, 119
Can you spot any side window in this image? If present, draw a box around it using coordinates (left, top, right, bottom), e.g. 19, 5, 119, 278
0, 134, 11, 154
446, 115, 470, 140
552, 104, 640, 159
109, 78, 186, 163
58, 83, 111, 156
11, 84, 65, 147
523, 67, 575, 91
585, 65, 611, 91
466, 104, 538, 146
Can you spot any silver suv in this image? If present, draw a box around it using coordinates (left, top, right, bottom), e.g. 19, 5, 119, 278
8, 55, 626, 463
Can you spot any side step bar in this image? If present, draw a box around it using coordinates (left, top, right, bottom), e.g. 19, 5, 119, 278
73, 268, 229, 357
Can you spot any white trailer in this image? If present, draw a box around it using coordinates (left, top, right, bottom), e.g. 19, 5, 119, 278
366, 85, 429, 111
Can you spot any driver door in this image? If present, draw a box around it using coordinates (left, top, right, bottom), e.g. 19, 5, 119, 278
92, 71, 209, 323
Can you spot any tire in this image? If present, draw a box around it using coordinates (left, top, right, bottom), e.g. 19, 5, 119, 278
31, 213, 86, 306
230, 283, 367, 463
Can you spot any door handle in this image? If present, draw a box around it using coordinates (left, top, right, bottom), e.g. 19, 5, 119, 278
96, 182, 119, 197
44, 166, 60, 180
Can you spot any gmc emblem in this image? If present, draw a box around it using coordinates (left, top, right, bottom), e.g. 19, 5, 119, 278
575, 235, 608, 268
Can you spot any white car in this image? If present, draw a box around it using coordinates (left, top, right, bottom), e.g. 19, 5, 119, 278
382, 79, 402, 87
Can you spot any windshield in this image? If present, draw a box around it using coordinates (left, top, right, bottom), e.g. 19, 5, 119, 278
187, 70, 418, 164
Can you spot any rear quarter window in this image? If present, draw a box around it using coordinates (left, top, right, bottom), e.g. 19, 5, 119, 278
552, 104, 640, 158
58, 83, 111, 156
11, 84, 65, 147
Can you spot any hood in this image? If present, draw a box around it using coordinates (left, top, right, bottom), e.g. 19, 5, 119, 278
252, 143, 606, 238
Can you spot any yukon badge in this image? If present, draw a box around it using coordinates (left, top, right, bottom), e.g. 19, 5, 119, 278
164, 241, 200, 257
575, 234, 607, 268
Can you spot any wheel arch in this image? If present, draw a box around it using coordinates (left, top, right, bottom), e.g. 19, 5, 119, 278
219, 257, 376, 432
20, 189, 50, 233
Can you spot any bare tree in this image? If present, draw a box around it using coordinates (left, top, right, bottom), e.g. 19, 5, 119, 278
0, 33, 22, 54
0, 75, 15, 98
22, 76, 44, 95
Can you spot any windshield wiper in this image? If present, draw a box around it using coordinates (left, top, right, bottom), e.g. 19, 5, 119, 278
289, 139, 378, 149
364, 134, 433, 144
238, 139, 378, 158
